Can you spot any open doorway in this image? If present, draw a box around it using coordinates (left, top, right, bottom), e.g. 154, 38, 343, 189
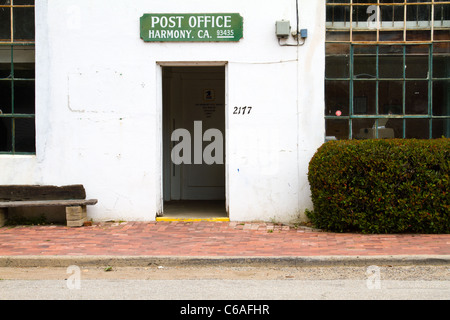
161, 66, 227, 220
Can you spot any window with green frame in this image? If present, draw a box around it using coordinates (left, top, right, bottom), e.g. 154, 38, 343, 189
325, 0, 450, 140
0, 0, 35, 154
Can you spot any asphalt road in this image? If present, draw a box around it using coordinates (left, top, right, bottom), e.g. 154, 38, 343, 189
1, 265, 449, 300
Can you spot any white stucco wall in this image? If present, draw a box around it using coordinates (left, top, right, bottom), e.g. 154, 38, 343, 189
0, 0, 325, 223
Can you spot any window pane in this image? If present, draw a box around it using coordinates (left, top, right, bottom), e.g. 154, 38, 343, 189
326, 119, 349, 140
377, 118, 395, 139
433, 4, 450, 28
433, 43, 450, 79
380, 5, 404, 29
432, 119, 450, 139
0, 80, 12, 114
353, 118, 376, 139
354, 45, 377, 78
326, 80, 349, 116
326, 43, 350, 79
405, 119, 430, 139
386, 118, 403, 139
433, 80, 450, 116
327, 4, 351, 26
14, 117, 35, 153
379, 45, 404, 78
0, 6, 10, 41
13, 62, 34, 78
0, 48, 12, 114
13, 7, 34, 41
405, 81, 428, 114
379, 81, 403, 115
406, 4, 431, 26
405, 45, 429, 79
14, 80, 34, 114
353, 81, 376, 114
0, 117, 11, 152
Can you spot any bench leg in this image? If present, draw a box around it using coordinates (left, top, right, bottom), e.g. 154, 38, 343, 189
66, 206, 87, 227
0, 208, 7, 227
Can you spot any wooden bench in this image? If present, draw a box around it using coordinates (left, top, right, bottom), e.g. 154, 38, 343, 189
0, 185, 98, 227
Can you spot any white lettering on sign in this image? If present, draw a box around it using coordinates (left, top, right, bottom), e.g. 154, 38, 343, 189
224, 16, 232, 28
149, 29, 193, 39
151, 16, 184, 28
198, 30, 210, 39
150, 15, 232, 29
187, 15, 232, 28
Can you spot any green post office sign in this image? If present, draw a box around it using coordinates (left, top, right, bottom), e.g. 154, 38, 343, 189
140, 13, 243, 42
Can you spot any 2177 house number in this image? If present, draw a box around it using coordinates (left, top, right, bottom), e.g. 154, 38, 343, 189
233, 106, 252, 115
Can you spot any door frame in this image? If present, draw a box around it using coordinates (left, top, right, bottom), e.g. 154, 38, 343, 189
155, 61, 229, 218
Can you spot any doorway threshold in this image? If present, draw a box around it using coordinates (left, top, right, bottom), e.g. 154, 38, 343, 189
157, 200, 229, 222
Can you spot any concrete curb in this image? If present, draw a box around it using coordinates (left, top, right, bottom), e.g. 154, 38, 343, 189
0, 255, 449, 268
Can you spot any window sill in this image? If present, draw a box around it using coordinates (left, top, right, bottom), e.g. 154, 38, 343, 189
0, 154, 36, 159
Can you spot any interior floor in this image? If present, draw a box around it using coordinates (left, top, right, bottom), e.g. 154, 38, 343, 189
162, 200, 227, 219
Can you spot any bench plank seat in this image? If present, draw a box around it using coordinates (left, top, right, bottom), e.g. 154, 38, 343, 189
0, 185, 87, 201
0, 185, 97, 227
0, 199, 98, 208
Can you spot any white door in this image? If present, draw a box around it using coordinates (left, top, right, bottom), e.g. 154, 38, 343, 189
180, 78, 225, 200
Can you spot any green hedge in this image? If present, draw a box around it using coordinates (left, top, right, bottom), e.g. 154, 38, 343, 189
307, 138, 450, 234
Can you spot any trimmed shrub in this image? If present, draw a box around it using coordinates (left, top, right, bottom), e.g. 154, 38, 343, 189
307, 138, 450, 234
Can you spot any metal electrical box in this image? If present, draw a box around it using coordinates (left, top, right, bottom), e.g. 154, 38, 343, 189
276, 20, 291, 38
300, 29, 308, 38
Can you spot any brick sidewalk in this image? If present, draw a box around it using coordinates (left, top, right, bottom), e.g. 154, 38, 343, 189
0, 221, 449, 257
